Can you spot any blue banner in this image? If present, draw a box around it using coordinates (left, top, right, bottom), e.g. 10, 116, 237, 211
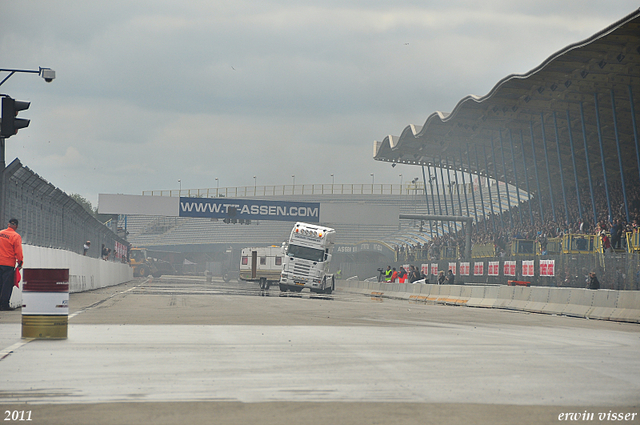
179, 197, 320, 222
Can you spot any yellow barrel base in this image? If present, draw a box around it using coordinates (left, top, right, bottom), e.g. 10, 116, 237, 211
22, 315, 68, 339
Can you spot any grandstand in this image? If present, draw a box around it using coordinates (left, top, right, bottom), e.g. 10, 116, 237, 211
125, 181, 527, 252
119, 11, 640, 288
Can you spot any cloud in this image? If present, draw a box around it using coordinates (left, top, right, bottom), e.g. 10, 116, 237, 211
1, 0, 638, 205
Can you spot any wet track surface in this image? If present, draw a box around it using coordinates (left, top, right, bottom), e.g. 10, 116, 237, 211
129, 276, 335, 300
1, 276, 639, 424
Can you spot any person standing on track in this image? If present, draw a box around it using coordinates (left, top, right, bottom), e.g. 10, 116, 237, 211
0, 218, 23, 311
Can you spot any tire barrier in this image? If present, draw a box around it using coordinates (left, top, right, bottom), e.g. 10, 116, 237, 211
338, 280, 640, 323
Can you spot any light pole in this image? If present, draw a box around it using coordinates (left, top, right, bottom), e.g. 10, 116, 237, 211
331, 174, 334, 185
370, 173, 374, 185
292, 175, 295, 186
253, 176, 256, 192
215, 178, 219, 196
178, 179, 181, 195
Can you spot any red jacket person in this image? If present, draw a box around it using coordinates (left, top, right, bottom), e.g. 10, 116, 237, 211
0, 218, 23, 310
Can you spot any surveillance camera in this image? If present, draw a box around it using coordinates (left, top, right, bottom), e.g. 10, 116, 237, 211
40, 68, 56, 83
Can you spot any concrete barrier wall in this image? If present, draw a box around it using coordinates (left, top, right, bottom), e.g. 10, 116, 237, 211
337, 280, 640, 324
10, 245, 133, 307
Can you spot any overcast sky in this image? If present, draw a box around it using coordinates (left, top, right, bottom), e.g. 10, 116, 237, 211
1, 1, 638, 205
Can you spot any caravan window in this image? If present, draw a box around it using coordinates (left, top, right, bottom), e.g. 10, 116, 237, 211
275, 257, 282, 266
260, 256, 267, 265
241, 256, 248, 265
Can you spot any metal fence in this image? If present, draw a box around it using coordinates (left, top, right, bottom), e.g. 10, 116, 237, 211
0, 159, 129, 260
419, 254, 640, 290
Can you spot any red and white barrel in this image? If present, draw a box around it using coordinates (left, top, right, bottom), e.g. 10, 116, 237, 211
21, 269, 70, 339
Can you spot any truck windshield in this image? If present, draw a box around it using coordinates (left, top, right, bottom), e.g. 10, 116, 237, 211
286, 244, 324, 262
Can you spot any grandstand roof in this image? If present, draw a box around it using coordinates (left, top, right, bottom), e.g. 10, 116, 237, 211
373, 9, 640, 195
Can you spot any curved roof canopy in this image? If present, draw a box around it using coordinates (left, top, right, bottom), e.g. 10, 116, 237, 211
374, 9, 640, 199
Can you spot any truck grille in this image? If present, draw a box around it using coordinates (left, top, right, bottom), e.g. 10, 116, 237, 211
293, 262, 311, 277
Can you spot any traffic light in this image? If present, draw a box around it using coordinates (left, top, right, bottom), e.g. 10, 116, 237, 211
1, 96, 30, 138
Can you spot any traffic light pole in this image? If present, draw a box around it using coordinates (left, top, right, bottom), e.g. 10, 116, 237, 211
0, 136, 5, 227
0, 66, 55, 225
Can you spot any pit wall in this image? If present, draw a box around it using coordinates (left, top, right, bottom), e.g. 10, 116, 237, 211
336, 279, 640, 324
9, 245, 133, 307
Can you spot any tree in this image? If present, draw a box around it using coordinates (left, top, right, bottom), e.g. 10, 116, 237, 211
70, 193, 94, 215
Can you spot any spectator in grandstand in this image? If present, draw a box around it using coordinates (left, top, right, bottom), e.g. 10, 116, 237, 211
83, 240, 91, 256
586, 272, 600, 290
437, 271, 445, 285
0, 219, 23, 311
600, 231, 612, 254
611, 219, 623, 249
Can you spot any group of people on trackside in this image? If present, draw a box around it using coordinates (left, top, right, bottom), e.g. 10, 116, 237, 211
382, 265, 423, 283
382, 265, 454, 286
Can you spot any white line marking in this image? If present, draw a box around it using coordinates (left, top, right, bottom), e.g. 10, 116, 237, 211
69, 286, 138, 319
0, 339, 34, 361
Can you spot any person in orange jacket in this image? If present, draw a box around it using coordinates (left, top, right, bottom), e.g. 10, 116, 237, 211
391, 268, 398, 283
0, 218, 23, 311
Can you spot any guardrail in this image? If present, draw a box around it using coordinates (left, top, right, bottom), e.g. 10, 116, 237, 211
337, 279, 640, 323
143, 183, 424, 198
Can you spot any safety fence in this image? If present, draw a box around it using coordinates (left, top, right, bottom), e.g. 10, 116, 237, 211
371, 252, 639, 290
399, 233, 640, 261
337, 280, 640, 323
1, 159, 129, 260
414, 254, 640, 290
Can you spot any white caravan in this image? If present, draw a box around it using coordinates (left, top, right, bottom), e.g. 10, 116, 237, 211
239, 246, 284, 289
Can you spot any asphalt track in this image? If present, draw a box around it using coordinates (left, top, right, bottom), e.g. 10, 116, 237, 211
0, 276, 638, 425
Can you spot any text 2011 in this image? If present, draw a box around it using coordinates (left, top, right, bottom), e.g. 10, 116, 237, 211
4, 411, 32, 421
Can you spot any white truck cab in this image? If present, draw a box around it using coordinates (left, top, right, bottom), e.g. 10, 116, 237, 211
279, 222, 336, 294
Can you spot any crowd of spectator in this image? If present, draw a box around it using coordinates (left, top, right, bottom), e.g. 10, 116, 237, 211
396, 178, 640, 262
